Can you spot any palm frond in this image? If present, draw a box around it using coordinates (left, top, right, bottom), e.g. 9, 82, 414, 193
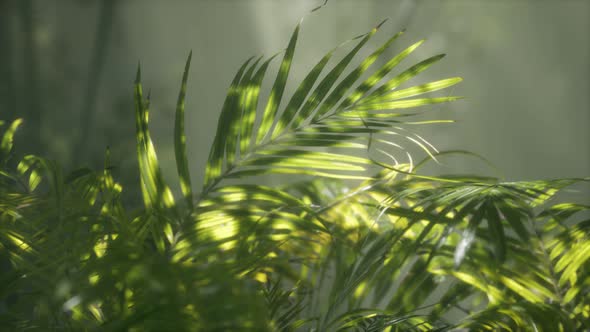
200, 20, 461, 196
373, 177, 590, 329
133, 66, 175, 210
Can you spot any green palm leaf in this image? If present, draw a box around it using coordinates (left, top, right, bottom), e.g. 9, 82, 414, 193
174, 51, 194, 210
134, 66, 175, 210
256, 23, 300, 144
200, 19, 462, 201
0, 118, 22, 165
203, 56, 254, 189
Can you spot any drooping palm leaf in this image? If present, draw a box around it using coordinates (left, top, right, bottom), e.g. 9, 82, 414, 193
376, 175, 588, 267
371, 176, 590, 329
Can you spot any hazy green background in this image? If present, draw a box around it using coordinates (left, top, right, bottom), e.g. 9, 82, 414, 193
2, 0, 588, 201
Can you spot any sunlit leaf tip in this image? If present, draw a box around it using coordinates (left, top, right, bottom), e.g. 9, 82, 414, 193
311, 0, 329, 13
375, 18, 388, 30
1, 118, 23, 160
135, 62, 141, 84
256, 23, 300, 144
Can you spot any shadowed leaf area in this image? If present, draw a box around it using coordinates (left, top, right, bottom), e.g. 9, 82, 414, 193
0, 10, 588, 332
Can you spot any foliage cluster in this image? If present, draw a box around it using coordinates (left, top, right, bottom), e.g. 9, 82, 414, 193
1, 12, 589, 331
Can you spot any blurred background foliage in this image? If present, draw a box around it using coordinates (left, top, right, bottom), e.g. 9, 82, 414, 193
1, 0, 588, 202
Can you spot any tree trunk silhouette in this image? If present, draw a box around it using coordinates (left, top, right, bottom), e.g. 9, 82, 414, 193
0, 0, 16, 123
74, 0, 116, 165
18, 0, 42, 155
